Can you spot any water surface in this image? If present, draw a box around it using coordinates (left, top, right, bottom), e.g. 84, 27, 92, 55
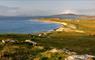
0, 19, 60, 34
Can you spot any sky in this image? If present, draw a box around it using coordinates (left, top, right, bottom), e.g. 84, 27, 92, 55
0, 0, 95, 16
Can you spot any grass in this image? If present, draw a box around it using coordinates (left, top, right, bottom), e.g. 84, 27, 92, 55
38, 18, 95, 55
0, 32, 94, 55
35, 32, 95, 55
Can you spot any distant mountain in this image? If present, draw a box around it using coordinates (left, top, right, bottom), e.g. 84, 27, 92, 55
42, 13, 95, 19
49, 14, 84, 19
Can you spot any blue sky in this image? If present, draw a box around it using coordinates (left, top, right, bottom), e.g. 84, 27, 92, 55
0, 0, 95, 16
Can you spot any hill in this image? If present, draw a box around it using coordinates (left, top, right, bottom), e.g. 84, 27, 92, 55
43, 14, 95, 19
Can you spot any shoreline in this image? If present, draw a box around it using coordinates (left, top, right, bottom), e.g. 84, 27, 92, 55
36, 19, 85, 33
35, 19, 65, 32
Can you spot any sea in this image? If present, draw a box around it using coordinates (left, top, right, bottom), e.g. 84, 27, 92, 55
0, 19, 60, 34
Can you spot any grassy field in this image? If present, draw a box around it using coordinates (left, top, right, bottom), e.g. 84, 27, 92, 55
40, 18, 95, 33
37, 18, 95, 55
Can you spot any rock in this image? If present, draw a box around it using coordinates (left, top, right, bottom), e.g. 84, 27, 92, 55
2, 40, 5, 43
65, 54, 95, 60
25, 40, 37, 46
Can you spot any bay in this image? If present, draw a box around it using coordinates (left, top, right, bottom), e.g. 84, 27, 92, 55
0, 19, 60, 34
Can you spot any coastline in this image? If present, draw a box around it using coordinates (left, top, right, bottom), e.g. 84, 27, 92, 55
35, 19, 65, 32
36, 19, 85, 33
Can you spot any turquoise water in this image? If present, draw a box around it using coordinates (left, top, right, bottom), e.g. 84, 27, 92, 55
0, 19, 60, 34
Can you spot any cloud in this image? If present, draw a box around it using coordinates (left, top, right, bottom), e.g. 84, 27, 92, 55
0, 5, 95, 16
76, 9, 95, 16
58, 9, 78, 14
55, 8, 95, 16
0, 5, 54, 16
0, 5, 19, 16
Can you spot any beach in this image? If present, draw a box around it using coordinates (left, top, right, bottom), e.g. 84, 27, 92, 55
37, 19, 85, 33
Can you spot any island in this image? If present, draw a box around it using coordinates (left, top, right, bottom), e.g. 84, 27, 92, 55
0, 15, 95, 60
